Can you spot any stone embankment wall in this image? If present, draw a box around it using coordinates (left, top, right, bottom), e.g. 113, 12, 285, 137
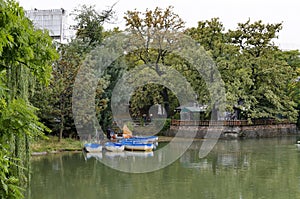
165, 124, 298, 139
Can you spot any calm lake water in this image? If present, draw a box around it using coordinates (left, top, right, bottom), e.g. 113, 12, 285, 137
26, 137, 300, 199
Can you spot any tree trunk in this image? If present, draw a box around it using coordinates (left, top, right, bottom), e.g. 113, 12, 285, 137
211, 104, 218, 121
161, 87, 170, 118
59, 113, 64, 142
59, 91, 65, 142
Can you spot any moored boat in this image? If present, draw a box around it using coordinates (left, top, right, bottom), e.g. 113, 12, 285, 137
121, 135, 158, 143
130, 135, 158, 143
121, 141, 154, 152
84, 143, 102, 153
105, 142, 125, 152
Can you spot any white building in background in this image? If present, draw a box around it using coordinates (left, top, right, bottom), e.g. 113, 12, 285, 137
25, 8, 71, 43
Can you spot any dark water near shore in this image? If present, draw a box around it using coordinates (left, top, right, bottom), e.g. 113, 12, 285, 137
26, 137, 300, 199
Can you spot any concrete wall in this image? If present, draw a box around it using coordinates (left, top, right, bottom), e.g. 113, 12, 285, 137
165, 124, 298, 139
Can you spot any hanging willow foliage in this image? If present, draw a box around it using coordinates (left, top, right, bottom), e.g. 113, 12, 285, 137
0, 0, 59, 198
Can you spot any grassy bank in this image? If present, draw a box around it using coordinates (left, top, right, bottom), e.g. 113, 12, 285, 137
31, 136, 82, 153
30, 135, 175, 154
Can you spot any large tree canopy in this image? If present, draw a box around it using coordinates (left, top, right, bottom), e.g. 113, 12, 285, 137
186, 18, 298, 121
123, 6, 193, 118
31, 4, 115, 140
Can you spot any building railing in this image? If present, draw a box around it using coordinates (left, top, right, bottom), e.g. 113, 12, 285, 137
171, 119, 292, 126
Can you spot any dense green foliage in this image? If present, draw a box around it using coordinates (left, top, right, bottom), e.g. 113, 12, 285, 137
0, 1, 299, 198
186, 18, 299, 122
0, 144, 23, 199
31, 5, 114, 139
0, 0, 58, 198
71, 4, 115, 47
33, 6, 300, 140
123, 6, 190, 118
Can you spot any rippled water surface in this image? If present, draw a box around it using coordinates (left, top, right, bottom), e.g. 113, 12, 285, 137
26, 137, 300, 199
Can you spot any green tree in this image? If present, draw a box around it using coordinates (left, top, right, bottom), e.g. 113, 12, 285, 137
31, 5, 115, 140
31, 42, 82, 141
186, 18, 298, 121
123, 6, 186, 117
228, 20, 297, 121
71, 4, 115, 48
185, 18, 231, 119
185, 18, 226, 60
279, 50, 300, 126
0, 0, 58, 197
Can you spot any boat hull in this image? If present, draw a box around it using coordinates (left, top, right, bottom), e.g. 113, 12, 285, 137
122, 142, 154, 152
105, 142, 125, 152
84, 143, 102, 152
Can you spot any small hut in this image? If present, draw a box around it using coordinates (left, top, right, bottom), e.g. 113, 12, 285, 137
175, 103, 207, 120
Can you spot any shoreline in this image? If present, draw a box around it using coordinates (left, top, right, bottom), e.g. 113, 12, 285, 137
31, 134, 299, 156
31, 136, 174, 156
31, 149, 83, 156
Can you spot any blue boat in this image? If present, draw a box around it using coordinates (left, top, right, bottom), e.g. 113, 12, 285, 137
84, 143, 102, 153
105, 142, 125, 152
120, 141, 154, 152
125, 135, 158, 143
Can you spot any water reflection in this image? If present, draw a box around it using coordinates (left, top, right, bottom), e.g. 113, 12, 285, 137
83, 151, 103, 160
180, 140, 250, 170
27, 137, 300, 199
